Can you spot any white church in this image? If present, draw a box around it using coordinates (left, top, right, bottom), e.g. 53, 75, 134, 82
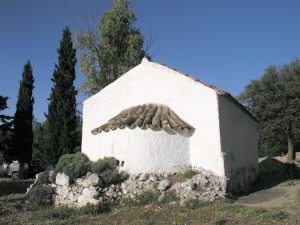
81, 58, 258, 192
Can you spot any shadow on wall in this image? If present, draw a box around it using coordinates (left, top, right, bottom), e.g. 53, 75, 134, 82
144, 126, 195, 137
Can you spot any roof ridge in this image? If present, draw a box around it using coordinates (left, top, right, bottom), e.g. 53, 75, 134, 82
145, 59, 257, 121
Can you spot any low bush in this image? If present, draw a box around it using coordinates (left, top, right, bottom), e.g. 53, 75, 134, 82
91, 157, 118, 174
55, 152, 92, 183
91, 157, 127, 185
28, 185, 53, 206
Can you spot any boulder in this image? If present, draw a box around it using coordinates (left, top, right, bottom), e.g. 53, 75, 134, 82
157, 179, 170, 191
56, 173, 70, 187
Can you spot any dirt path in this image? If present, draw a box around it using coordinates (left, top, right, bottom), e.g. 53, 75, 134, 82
237, 177, 300, 211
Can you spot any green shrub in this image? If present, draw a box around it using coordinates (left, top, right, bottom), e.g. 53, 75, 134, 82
185, 198, 208, 209
28, 185, 53, 206
40, 206, 75, 220
91, 157, 118, 174
91, 157, 127, 185
100, 169, 127, 185
55, 152, 92, 183
78, 202, 110, 215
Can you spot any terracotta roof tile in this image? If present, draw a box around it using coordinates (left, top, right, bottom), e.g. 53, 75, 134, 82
91, 103, 193, 135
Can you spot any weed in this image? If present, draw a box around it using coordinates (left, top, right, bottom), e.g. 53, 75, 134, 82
40, 206, 75, 220
267, 209, 287, 221
124, 191, 160, 207
185, 198, 208, 209
159, 190, 179, 204
180, 165, 198, 179
79, 202, 110, 215
252, 207, 266, 214
285, 179, 296, 187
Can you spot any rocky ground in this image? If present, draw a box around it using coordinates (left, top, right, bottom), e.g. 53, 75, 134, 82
0, 172, 300, 224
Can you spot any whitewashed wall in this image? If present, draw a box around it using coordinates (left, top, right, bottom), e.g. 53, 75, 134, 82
82, 58, 225, 176
97, 127, 190, 174
218, 95, 258, 192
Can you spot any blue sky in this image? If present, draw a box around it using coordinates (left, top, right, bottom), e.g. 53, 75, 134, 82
1, 0, 299, 122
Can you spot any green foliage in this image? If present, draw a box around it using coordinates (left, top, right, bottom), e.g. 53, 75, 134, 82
267, 209, 288, 221
40, 206, 75, 220
159, 190, 179, 204
28, 185, 53, 206
0, 96, 14, 164
91, 157, 118, 173
124, 190, 178, 207
32, 120, 49, 167
45, 27, 78, 166
75, 0, 150, 96
55, 152, 92, 183
13, 61, 34, 168
180, 165, 198, 179
124, 191, 160, 207
79, 202, 110, 215
91, 157, 127, 185
237, 58, 300, 160
224, 193, 238, 203
185, 198, 208, 209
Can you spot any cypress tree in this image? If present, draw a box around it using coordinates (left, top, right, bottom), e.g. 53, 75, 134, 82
13, 61, 35, 179
45, 27, 78, 166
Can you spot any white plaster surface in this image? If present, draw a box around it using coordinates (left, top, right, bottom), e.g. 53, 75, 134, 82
97, 127, 190, 174
82, 58, 258, 186
218, 96, 258, 191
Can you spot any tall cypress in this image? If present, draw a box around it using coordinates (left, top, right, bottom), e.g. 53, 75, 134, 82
13, 61, 35, 179
45, 27, 77, 166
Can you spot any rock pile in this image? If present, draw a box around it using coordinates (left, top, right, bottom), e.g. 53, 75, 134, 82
27, 168, 227, 207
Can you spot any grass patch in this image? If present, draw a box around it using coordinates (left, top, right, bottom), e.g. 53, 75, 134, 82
185, 198, 208, 209
123, 191, 160, 207
285, 179, 297, 187
78, 202, 111, 215
180, 165, 198, 179
40, 206, 75, 220
266, 209, 288, 221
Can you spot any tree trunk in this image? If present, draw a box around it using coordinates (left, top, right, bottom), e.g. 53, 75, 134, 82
19, 162, 24, 180
287, 137, 295, 162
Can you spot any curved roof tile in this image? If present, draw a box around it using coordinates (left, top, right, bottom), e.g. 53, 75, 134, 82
91, 103, 193, 135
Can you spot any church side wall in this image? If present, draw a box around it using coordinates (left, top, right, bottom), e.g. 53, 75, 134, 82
218, 95, 258, 193
82, 59, 225, 177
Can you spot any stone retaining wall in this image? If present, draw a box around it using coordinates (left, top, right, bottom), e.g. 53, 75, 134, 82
27, 168, 227, 207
